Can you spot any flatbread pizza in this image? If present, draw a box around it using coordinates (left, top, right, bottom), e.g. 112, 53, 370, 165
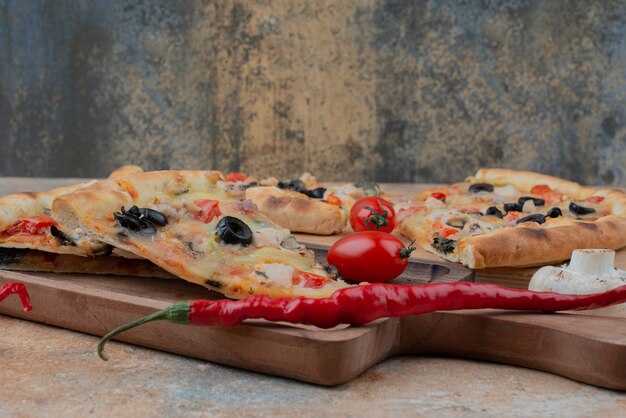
397, 168, 626, 269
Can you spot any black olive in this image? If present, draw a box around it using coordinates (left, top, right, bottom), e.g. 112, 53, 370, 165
216, 216, 253, 246
143, 208, 168, 226
136, 219, 157, 235
518, 196, 545, 207
114, 211, 142, 230
50, 225, 73, 246
516, 214, 546, 225
504, 202, 523, 212
569, 202, 596, 215
469, 183, 494, 193
243, 181, 258, 189
485, 206, 504, 218
304, 187, 327, 199
277, 179, 306, 193
546, 207, 562, 218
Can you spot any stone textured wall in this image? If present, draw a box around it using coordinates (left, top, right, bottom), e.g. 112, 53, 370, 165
0, 0, 624, 185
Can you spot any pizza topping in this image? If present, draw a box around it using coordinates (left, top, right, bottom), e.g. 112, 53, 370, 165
585, 196, 605, 204
432, 234, 456, 254
569, 202, 596, 216
293, 269, 333, 289
504, 202, 523, 213
353, 181, 381, 197
530, 184, 552, 194
518, 196, 545, 207
516, 213, 546, 225
3, 215, 57, 236
194, 199, 223, 223
216, 216, 253, 246
225, 172, 247, 182
303, 187, 326, 199
325, 193, 342, 206
485, 206, 504, 218
431, 192, 446, 201
253, 227, 291, 249
546, 207, 562, 218
50, 225, 74, 246
113, 206, 167, 236
255, 263, 294, 288
278, 179, 307, 193
445, 216, 467, 229
503, 211, 523, 223
468, 183, 494, 193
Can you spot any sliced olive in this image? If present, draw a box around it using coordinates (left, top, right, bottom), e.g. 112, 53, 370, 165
569, 202, 595, 215
50, 225, 73, 245
446, 217, 467, 228
518, 196, 545, 207
304, 187, 327, 199
277, 179, 306, 193
114, 211, 142, 230
469, 183, 494, 193
143, 208, 168, 226
546, 207, 562, 218
243, 181, 258, 189
216, 216, 253, 246
504, 202, 523, 213
485, 206, 504, 218
516, 214, 546, 225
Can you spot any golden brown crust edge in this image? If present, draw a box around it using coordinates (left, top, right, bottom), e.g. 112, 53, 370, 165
245, 187, 344, 235
459, 215, 626, 268
469, 168, 596, 198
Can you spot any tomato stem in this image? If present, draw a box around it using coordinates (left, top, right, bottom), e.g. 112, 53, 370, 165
399, 240, 416, 259
363, 201, 390, 230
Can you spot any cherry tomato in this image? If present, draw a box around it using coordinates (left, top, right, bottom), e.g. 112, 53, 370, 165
327, 231, 415, 283
226, 172, 247, 182
349, 197, 396, 233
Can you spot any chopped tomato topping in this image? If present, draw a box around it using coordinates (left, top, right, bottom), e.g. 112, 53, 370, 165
504, 211, 523, 222
226, 172, 247, 182
433, 220, 459, 238
585, 196, 605, 204
292, 270, 332, 289
193, 199, 222, 223
3, 215, 57, 236
530, 184, 552, 195
325, 194, 342, 206
431, 192, 446, 201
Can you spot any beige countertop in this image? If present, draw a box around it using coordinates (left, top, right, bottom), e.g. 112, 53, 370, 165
1, 177, 625, 417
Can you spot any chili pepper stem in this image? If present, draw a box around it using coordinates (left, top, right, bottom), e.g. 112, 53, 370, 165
97, 301, 190, 361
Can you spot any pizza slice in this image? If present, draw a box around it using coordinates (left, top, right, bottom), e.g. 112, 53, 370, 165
226, 171, 382, 235
397, 169, 626, 269
0, 165, 143, 257
52, 170, 351, 298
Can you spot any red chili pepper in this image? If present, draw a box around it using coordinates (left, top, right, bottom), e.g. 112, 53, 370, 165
97, 282, 626, 360
0, 282, 32, 312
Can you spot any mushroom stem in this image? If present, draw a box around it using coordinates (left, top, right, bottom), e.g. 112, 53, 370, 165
569, 249, 615, 277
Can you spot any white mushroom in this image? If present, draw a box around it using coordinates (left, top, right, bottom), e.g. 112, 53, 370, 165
529, 249, 626, 317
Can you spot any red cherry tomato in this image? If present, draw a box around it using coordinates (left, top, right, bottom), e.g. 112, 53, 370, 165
431, 192, 447, 201
327, 231, 415, 283
349, 197, 396, 233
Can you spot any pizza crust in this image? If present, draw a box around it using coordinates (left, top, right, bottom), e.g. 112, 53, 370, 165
458, 215, 626, 268
245, 186, 344, 235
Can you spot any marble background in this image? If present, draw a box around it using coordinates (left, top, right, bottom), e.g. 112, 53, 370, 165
0, 0, 624, 185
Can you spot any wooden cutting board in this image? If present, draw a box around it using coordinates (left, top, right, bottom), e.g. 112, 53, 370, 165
1, 247, 625, 390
